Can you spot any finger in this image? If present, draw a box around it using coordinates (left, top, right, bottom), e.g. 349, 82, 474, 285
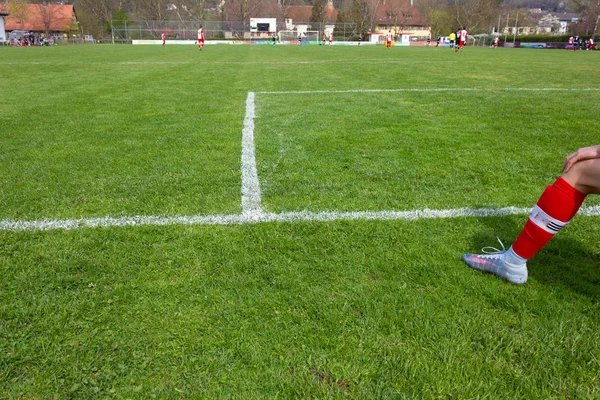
563, 153, 578, 172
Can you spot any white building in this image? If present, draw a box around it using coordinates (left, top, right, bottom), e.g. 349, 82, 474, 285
502, 11, 583, 36
0, 12, 8, 43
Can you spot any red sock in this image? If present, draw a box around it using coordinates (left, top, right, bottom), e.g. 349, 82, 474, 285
512, 177, 586, 259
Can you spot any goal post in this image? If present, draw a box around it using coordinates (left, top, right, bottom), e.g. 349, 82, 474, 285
278, 30, 320, 44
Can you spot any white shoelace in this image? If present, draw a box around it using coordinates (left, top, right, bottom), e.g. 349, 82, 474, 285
481, 237, 507, 255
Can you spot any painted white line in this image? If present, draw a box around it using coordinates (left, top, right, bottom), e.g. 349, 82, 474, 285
3, 87, 599, 233
240, 92, 263, 217
2, 206, 600, 232
257, 88, 600, 94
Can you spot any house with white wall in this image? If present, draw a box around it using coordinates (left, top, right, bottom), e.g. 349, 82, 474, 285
0, 11, 8, 42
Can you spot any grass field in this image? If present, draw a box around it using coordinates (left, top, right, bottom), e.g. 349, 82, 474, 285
1, 43, 600, 398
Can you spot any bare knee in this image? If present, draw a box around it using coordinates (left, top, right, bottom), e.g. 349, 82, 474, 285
561, 158, 600, 195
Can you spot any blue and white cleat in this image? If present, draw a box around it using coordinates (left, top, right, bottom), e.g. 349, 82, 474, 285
462, 238, 528, 285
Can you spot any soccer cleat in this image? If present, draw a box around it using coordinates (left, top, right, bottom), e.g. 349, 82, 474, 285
462, 238, 528, 284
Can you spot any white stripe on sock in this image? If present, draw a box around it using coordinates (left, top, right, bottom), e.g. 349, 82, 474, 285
528, 204, 568, 234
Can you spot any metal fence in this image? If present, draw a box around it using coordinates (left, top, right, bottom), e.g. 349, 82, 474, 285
111, 20, 359, 41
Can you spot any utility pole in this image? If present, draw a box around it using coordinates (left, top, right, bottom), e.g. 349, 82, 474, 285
504, 14, 509, 42
593, 14, 600, 44
513, 12, 519, 43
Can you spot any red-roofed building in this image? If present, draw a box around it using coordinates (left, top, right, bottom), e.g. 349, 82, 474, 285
0, 3, 79, 37
282, 0, 337, 37
372, 0, 430, 41
283, 2, 337, 24
224, 0, 339, 38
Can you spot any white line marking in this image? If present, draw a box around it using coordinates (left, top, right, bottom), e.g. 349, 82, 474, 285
256, 88, 600, 94
2, 206, 600, 232
240, 92, 262, 218
3, 87, 599, 233
1, 59, 596, 67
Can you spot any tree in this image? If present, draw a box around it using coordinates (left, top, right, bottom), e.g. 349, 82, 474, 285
224, 0, 267, 30
310, 0, 328, 31
169, 0, 209, 21
30, 1, 65, 37
78, 0, 131, 29
415, 0, 453, 37
453, 0, 503, 34
5, 0, 31, 29
569, 0, 600, 35
346, 0, 372, 33
382, 0, 419, 35
107, 9, 130, 35
537, 12, 560, 34
134, 0, 170, 21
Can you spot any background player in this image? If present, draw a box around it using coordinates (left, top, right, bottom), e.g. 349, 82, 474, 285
197, 25, 205, 50
386, 31, 393, 49
449, 32, 456, 48
456, 27, 468, 52
161, 32, 166, 46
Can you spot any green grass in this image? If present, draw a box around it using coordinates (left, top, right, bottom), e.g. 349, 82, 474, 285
1, 44, 600, 398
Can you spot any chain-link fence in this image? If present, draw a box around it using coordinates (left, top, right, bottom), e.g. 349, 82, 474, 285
111, 20, 359, 42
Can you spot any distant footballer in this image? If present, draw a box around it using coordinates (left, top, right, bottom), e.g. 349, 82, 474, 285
198, 25, 205, 50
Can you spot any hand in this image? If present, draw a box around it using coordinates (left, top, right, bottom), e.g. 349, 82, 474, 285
563, 145, 600, 173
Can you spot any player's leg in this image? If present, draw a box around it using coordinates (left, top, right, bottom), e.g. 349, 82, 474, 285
462, 159, 600, 284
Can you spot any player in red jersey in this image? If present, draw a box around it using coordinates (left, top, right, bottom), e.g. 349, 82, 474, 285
161, 32, 166, 46
456, 27, 467, 52
197, 26, 205, 50
463, 144, 600, 284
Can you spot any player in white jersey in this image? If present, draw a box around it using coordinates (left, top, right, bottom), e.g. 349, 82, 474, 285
197, 26, 205, 50
456, 27, 467, 51
386, 31, 393, 49
161, 32, 166, 46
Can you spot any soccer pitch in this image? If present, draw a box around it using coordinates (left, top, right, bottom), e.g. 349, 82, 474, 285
1, 45, 600, 397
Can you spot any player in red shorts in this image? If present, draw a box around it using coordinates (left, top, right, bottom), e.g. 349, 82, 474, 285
386, 31, 393, 49
456, 27, 467, 52
161, 32, 166, 46
197, 26, 205, 50
492, 36, 499, 48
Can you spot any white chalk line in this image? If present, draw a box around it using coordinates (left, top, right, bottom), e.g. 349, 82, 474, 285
0, 59, 491, 66
241, 92, 262, 216
3, 86, 599, 233
2, 206, 600, 232
257, 87, 600, 94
